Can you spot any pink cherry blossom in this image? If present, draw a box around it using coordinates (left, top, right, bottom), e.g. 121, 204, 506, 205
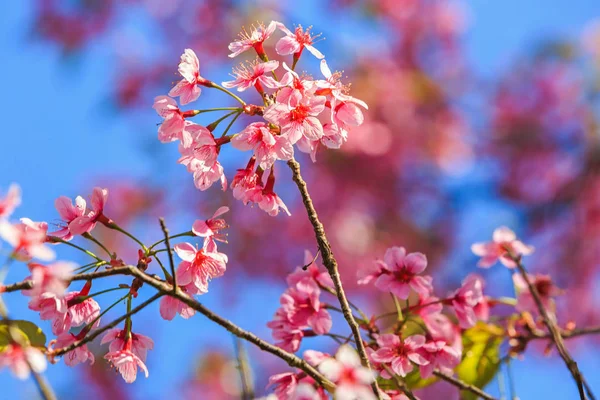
371, 334, 428, 377
153, 96, 194, 148
231, 159, 262, 204
268, 372, 299, 399
372, 247, 433, 299
276, 63, 317, 106
286, 250, 334, 294
52, 333, 95, 367
451, 273, 489, 328
231, 122, 294, 169
0, 344, 46, 380
159, 283, 198, 321
101, 329, 154, 362
23, 261, 74, 298
267, 309, 305, 352
264, 95, 326, 144
50, 195, 86, 240
318, 345, 376, 400
228, 21, 277, 58
168, 49, 209, 105
68, 187, 109, 236
422, 313, 463, 355
471, 226, 534, 268
0, 218, 55, 261
280, 288, 332, 335
513, 273, 562, 317
303, 349, 330, 366
174, 242, 228, 293
275, 24, 324, 59
222, 60, 280, 93
192, 206, 229, 251
418, 340, 461, 378
104, 338, 149, 383
293, 383, 324, 400
0, 183, 21, 219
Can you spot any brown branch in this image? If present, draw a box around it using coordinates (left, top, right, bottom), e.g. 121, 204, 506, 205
523, 326, 600, 342
1, 280, 33, 293
381, 365, 418, 400
158, 218, 177, 291
511, 254, 593, 400
287, 159, 381, 398
434, 371, 498, 400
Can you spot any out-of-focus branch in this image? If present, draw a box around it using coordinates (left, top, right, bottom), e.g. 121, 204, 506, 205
509, 253, 594, 400
287, 158, 381, 399
233, 337, 254, 400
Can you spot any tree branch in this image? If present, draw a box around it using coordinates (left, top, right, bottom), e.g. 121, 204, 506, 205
434, 371, 498, 400
287, 158, 381, 398
510, 254, 593, 400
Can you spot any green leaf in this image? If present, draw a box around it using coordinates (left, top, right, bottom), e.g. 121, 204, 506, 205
455, 322, 504, 400
405, 368, 438, 389
0, 320, 46, 349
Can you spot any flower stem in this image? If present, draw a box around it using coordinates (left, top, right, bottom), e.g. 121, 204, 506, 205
47, 236, 103, 261
209, 82, 246, 106
104, 223, 148, 252
148, 231, 194, 251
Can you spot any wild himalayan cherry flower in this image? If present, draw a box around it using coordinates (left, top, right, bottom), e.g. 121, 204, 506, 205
68, 187, 109, 236
0, 344, 46, 379
318, 345, 376, 400
104, 338, 149, 383
264, 95, 326, 145
0, 183, 21, 219
293, 383, 323, 400
52, 333, 94, 367
29, 284, 100, 335
0, 218, 55, 261
362, 247, 433, 299
418, 340, 461, 378
281, 288, 332, 335
275, 24, 324, 59
51, 195, 86, 240
22, 261, 75, 298
286, 250, 334, 294
267, 310, 305, 352
153, 96, 195, 148
371, 334, 428, 377
254, 169, 291, 217
276, 63, 317, 106
228, 21, 277, 58
174, 242, 228, 293
101, 329, 154, 362
513, 273, 562, 317
159, 283, 198, 321
231, 122, 294, 169
268, 372, 299, 399
168, 49, 210, 105
422, 313, 462, 355
192, 206, 229, 251
471, 226, 534, 268
451, 274, 489, 328
222, 60, 280, 92
231, 159, 261, 204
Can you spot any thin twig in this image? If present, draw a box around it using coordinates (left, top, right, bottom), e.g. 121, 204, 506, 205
510, 253, 592, 400
433, 371, 498, 400
159, 218, 177, 292
233, 337, 254, 400
287, 159, 381, 398
380, 364, 418, 400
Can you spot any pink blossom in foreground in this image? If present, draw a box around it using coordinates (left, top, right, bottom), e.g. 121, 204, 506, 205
372, 247, 433, 299
222, 60, 280, 93
268, 372, 299, 399
267, 309, 305, 352
286, 250, 334, 294
231, 159, 262, 204
104, 338, 149, 383
422, 313, 463, 355
231, 122, 294, 169
264, 95, 326, 144
293, 383, 324, 400
159, 283, 198, 321
303, 349, 330, 366
23, 261, 75, 298
451, 274, 489, 328
513, 273, 562, 317
254, 169, 291, 217
101, 329, 154, 362
418, 340, 461, 378
0, 218, 55, 261
228, 21, 277, 58
174, 242, 228, 293
51, 195, 86, 240
168, 49, 209, 105
318, 345, 376, 400
192, 206, 229, 251
275, 23, 324, 59
471, 226, 534, 268
371, 334, 428, 377
153, 96, 191, 148
0, 344, 46, 380
68, 187, 109, 236
0, 184, 21, 219
280, 288, 332, 335
52, 333, 95, 367
276, 63, 317, 106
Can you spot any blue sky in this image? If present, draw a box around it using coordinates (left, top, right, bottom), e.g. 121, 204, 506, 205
1, 0, 599, 398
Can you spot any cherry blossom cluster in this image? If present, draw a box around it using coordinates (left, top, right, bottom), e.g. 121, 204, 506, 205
153, 21, 367, 217
0, 184, 229, 384
263, 226, 566, 399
